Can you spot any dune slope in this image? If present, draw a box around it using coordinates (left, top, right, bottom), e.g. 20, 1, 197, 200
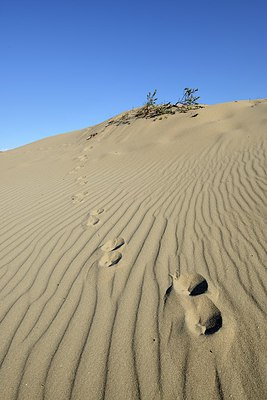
0, 99, 266, 400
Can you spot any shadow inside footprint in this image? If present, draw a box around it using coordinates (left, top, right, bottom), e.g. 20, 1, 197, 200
190, 280, 208, 296
164, 284, 173, 304
172, 272, 208, 296
195, 296, 223, 336
204, 314, 223, 335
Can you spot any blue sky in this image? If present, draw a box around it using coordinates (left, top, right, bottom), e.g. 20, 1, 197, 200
1, 0, 266, 149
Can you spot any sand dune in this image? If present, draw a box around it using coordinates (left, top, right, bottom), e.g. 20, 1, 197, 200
0, 99, 266, 399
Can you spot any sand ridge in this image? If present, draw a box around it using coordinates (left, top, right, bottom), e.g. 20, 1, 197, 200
0, 99, 266, 399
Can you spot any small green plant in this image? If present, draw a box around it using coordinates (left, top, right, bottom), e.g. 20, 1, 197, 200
146, 89, 158, 107
178, 87, 200, 106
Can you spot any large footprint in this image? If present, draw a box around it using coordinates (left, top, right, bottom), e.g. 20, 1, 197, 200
170, 272, 222, 336
98, 237, 125, 267
91, 208, 104, 216
172, 272, 208, 296
99, 251, 122, 267
83, 208, 104, 227
86, 216, 100, 226
101, 237, 124, 252
186, 295, 222, 335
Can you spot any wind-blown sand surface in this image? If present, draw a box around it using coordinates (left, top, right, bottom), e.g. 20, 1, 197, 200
0, 99, 266, 400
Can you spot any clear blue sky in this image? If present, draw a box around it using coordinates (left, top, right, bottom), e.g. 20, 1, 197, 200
1, 0, 266, 149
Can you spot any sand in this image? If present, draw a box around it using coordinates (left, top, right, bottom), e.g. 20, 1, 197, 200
0, 99, 266, 399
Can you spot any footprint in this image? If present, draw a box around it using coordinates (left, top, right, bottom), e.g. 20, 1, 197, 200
83, 146, 93, 152
169, 272, 222, 336
77, 155, 88, 161
86, 215, 99, 226
74, 165, 85, 171
70, 165, 85, 174
91, 208, 104, 216
99, 251, 122, 267
101, 237, 125, 252
171, 272, 208, 296
187, 295, 222, 336
83, 208, 104, 228
77, 176, 88, 185
72, 191, 88, 204
86, 132, 97, 140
